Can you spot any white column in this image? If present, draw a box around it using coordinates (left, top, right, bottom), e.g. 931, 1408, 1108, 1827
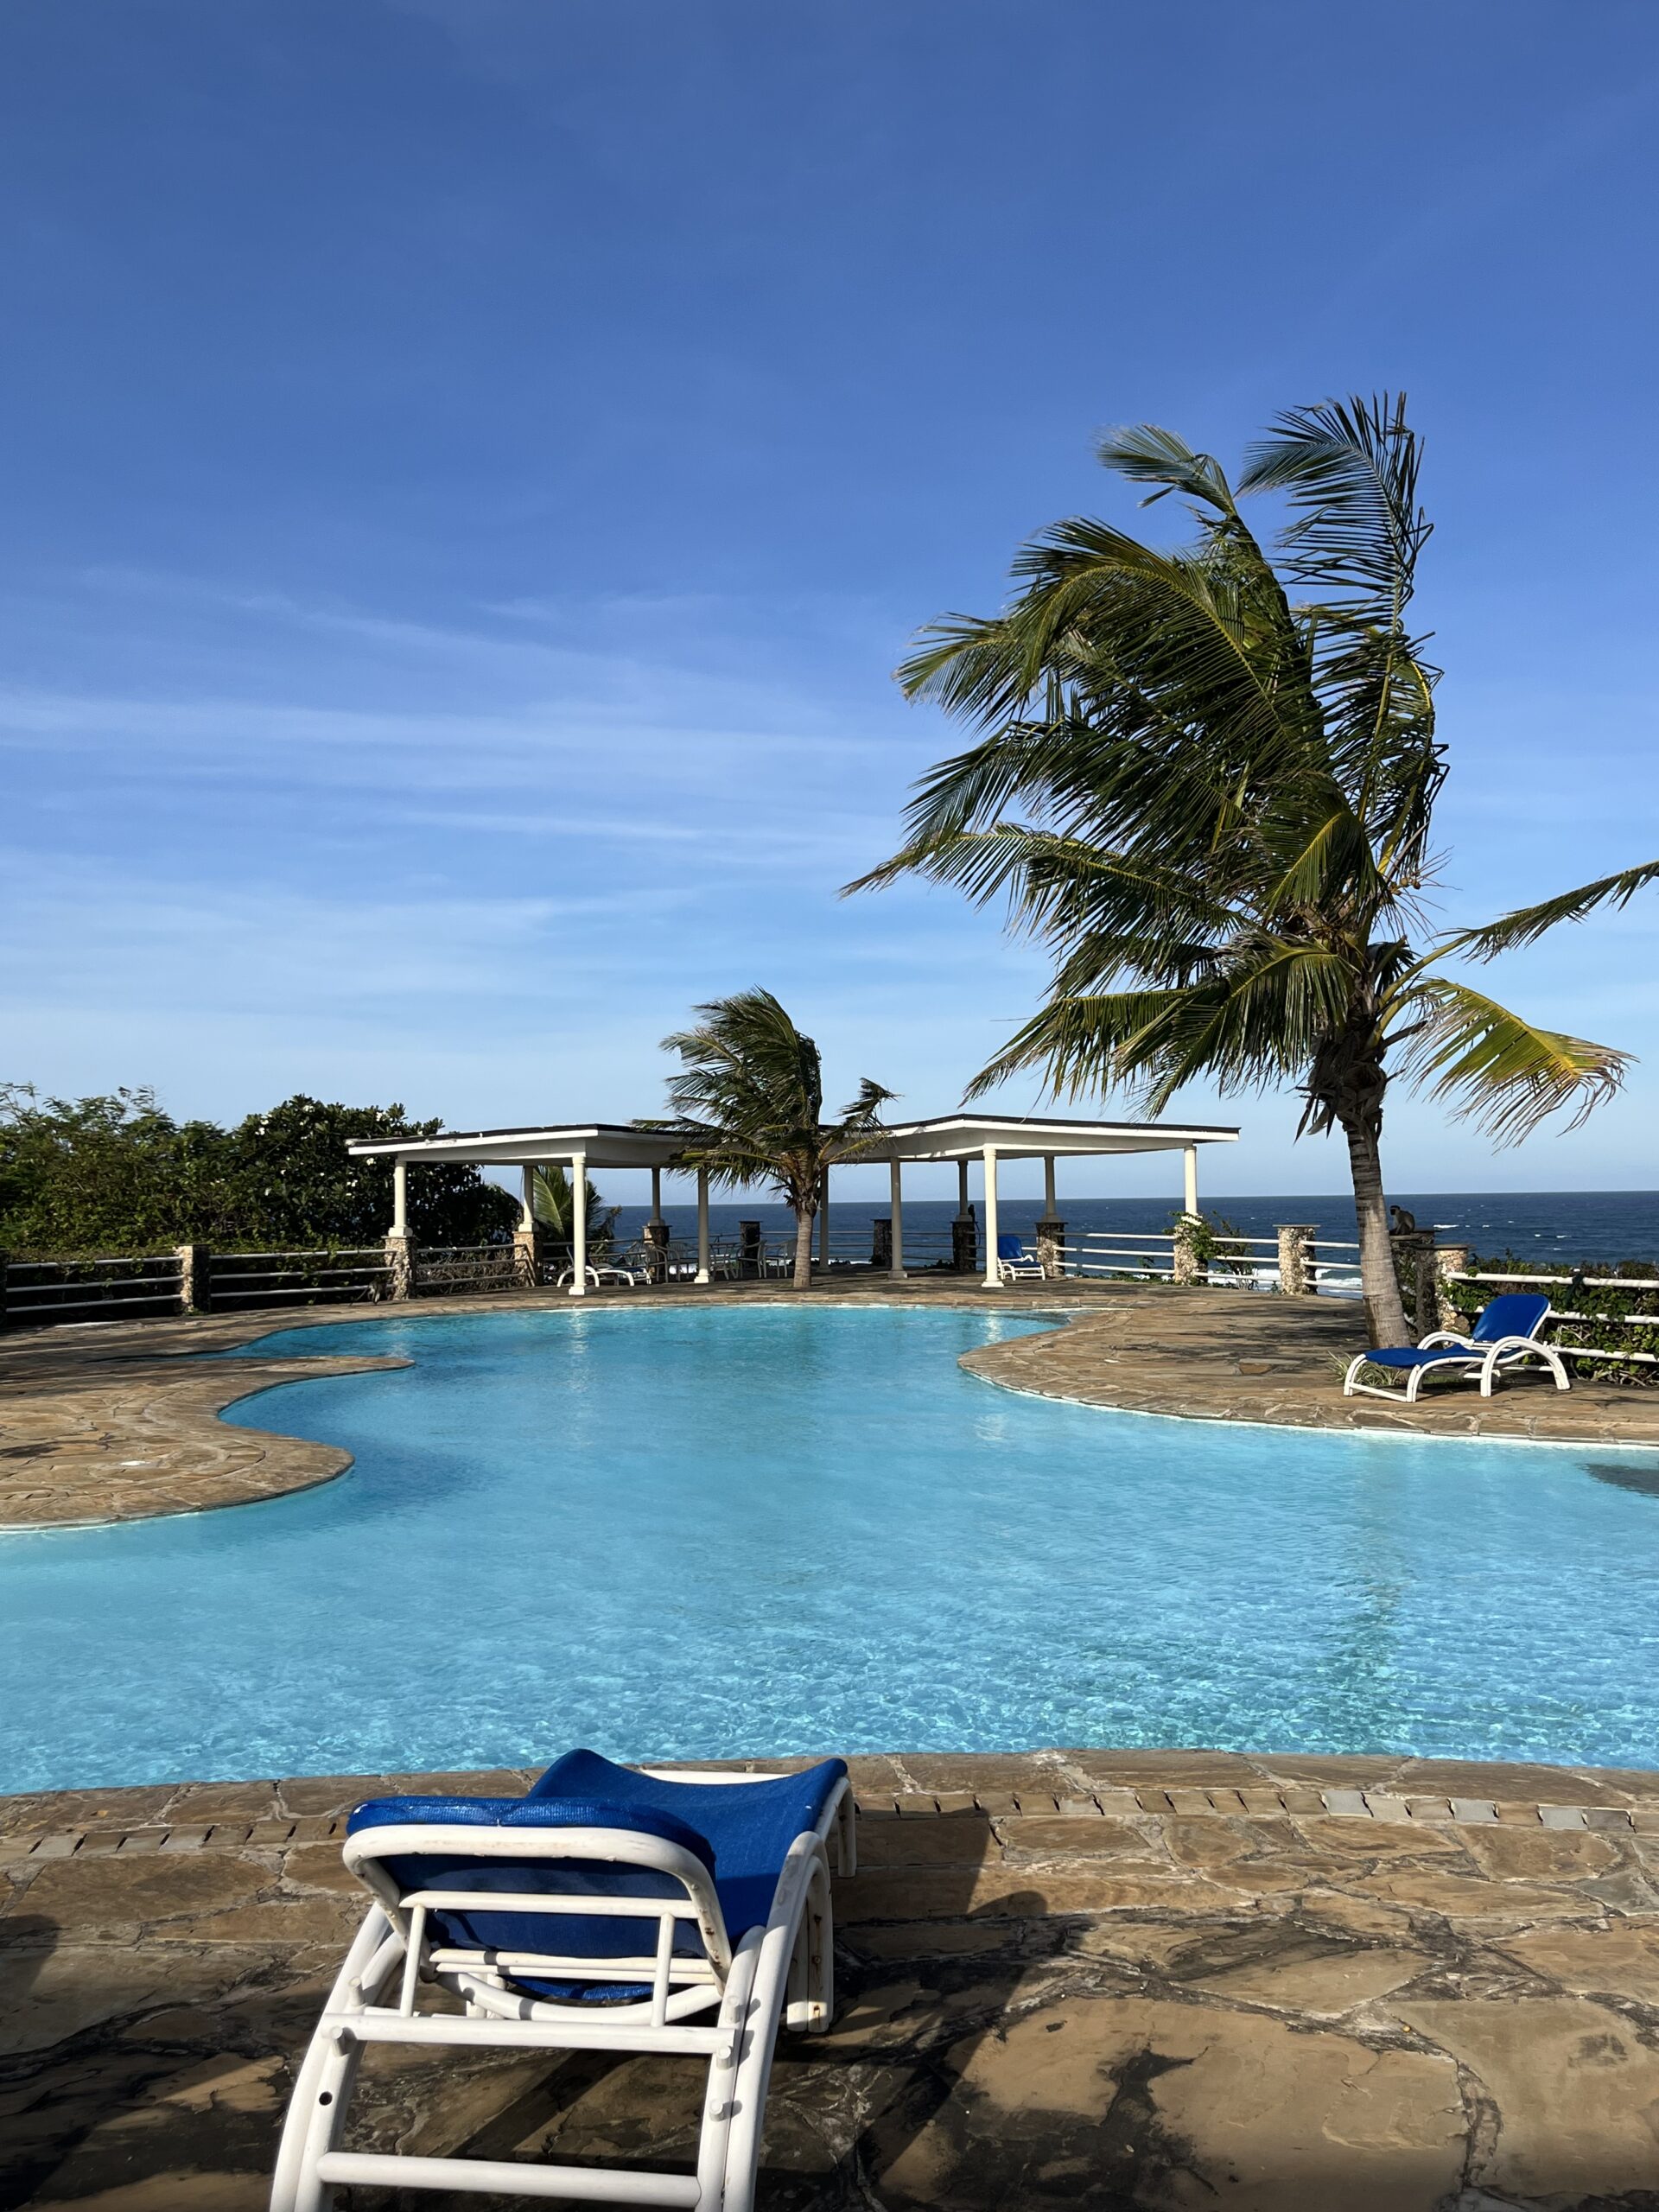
981, 1145, 1002, 1289
817, 1169, 830, 1268
518, 1164, 536, 1232
568, 1152, 588, 1297
1043, 1154, 1057, 1215
889, 1156, 906, 1281
391, 1156, 408, 1236
1183, 1144, 1199, 1217
695, 1168, 710, 1285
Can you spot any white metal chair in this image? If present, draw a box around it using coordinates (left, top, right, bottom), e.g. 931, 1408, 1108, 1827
995, 1235, 1044, 1283
1344, 1291, 1570, 1402
270, 1751, 853, 2212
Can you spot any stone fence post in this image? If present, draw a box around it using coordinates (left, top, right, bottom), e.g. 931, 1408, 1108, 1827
1434, 1243, 1474, 1330
1389, 1229, 1438, 1335
642, 1217, 671, 1284
1275, 1224, 1319, 1297
512, 1225, 543, 1289
1035, 1216, 1066, 1280
0, 1252, 8, 1331
385, 1233, 413, 1301
952, 1209, 978, 1275
1172, 1214, 1203, 1285
739, 1219, 762, 1277
176, 1243, 212, 1315
871, 1217, 893, 1271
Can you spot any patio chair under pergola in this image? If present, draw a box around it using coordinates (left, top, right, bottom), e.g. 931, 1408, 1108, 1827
348, 1113, 1238, 1294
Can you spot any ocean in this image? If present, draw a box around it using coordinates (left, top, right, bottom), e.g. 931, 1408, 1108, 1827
602, 1192, 1659, 1269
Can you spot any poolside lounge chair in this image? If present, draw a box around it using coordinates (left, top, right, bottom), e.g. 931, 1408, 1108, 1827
995, 1233, 1045, 1283
270, 1749, 853, 2212
1343, 1292, 1570, 1402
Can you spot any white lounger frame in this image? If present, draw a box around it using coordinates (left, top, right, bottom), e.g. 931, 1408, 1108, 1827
270, 1768, 854, 2212
1344, 1327, 1571, 1402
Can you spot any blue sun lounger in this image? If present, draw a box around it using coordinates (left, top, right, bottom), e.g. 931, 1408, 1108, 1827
271, 1749, 854, 2212
1343, 1291, 1569, 1403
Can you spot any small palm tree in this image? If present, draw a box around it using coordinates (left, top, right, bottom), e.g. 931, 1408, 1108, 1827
660, 988, 894, 1290
530, 1163, 618, 1254
850, 396, 1630, 1345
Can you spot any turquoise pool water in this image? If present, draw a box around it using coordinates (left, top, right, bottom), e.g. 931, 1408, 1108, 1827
3, 1305, 1658, 1793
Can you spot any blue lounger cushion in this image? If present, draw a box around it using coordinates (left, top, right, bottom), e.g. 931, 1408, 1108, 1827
348, 1751, 846, 2002
525, 1750, 846, 1948
1364, 1294, 1553, 1372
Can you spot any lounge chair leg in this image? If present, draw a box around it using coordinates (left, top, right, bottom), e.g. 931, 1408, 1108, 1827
270, 1908, 397, 2212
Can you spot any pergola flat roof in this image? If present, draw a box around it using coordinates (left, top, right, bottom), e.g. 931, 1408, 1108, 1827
347, 1123, 690, 1171
349, 1112, 1238, 1171
850, 1113, 1238, 1163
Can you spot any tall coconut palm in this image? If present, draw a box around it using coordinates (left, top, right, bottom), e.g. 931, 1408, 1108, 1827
660, 988, 894, 1290
849, 396, 1631, 1345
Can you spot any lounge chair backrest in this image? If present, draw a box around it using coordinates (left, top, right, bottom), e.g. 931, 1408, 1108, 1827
1470, 1293, 1550, 1344
997, 1234, 1027, 1260
343, 1795, 729, 1977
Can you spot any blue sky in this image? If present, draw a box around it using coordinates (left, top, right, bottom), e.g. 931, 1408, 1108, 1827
3, 0, 1657, 1205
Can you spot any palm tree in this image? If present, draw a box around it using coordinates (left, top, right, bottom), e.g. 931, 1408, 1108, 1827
530, 1163, 618, 1254
660, 988, 894, 1290
849, 396, 1630, 1346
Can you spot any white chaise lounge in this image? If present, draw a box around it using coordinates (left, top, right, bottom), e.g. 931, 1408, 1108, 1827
270, 1749, 853, 2212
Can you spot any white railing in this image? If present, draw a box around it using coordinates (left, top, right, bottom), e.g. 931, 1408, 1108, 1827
208, 1250, 391, 1308
1446, 1269, 1659, 1367
4, 1255, 184, 1320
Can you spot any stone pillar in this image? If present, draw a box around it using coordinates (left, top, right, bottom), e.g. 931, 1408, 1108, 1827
871, 1217, 893, 1270
0, 1250, 10, 1330
512, 1225, 543, 1289
385, 1233, 413, 1301
952, 1208, 978, 1274
1172, 1215, 1203, 1285
642, 1217, 671, 1284
1435, 1243, 1474, 1330
739, 1219, 761, 1277
176, 1243, 212, 1314
888, 1156, 906, 1281
1035, 1217, 1066, 1279
1276, 1224, 1319, 1297
1389, 1229, 1437, 1335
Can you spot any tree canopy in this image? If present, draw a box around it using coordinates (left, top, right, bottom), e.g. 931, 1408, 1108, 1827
0, 1086, 517, 1256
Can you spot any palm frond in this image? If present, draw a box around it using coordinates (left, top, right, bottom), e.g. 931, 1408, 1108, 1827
1238, 392, 1431, 618
1395, 978, 1631, 1144
1450, 860, 1659, 959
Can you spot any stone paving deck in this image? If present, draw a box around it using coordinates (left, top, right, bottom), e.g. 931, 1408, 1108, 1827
4, 1279, 1658, 1532
10, 1749, 1659, 2208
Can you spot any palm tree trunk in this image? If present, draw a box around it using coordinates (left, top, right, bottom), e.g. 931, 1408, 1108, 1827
1342, 1114, 1410, 1349
791, 1204, 815, 1290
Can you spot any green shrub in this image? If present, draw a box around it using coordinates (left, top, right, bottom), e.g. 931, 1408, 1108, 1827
1441, 1253, 1659, 1388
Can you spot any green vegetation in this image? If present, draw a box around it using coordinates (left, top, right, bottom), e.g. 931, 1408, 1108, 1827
852, 395, 1631, 1347
659, 988, 893, 1289
1441, 1258, 1659, 1389
0, 1086, 516, 1257
530, 1163, 619, 1254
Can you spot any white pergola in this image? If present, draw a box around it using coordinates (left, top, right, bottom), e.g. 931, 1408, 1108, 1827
847, 1114, 1238, 1288
350, 1111, 1238, 1295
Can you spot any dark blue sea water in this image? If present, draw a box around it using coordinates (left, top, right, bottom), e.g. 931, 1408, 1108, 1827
607, 1192, 1659, 1269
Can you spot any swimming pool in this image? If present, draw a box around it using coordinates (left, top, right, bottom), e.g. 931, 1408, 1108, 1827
3, 1304, 1658, 1794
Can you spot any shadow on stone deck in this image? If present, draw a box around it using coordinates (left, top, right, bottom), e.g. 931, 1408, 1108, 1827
9, 1748, 1659, 2207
